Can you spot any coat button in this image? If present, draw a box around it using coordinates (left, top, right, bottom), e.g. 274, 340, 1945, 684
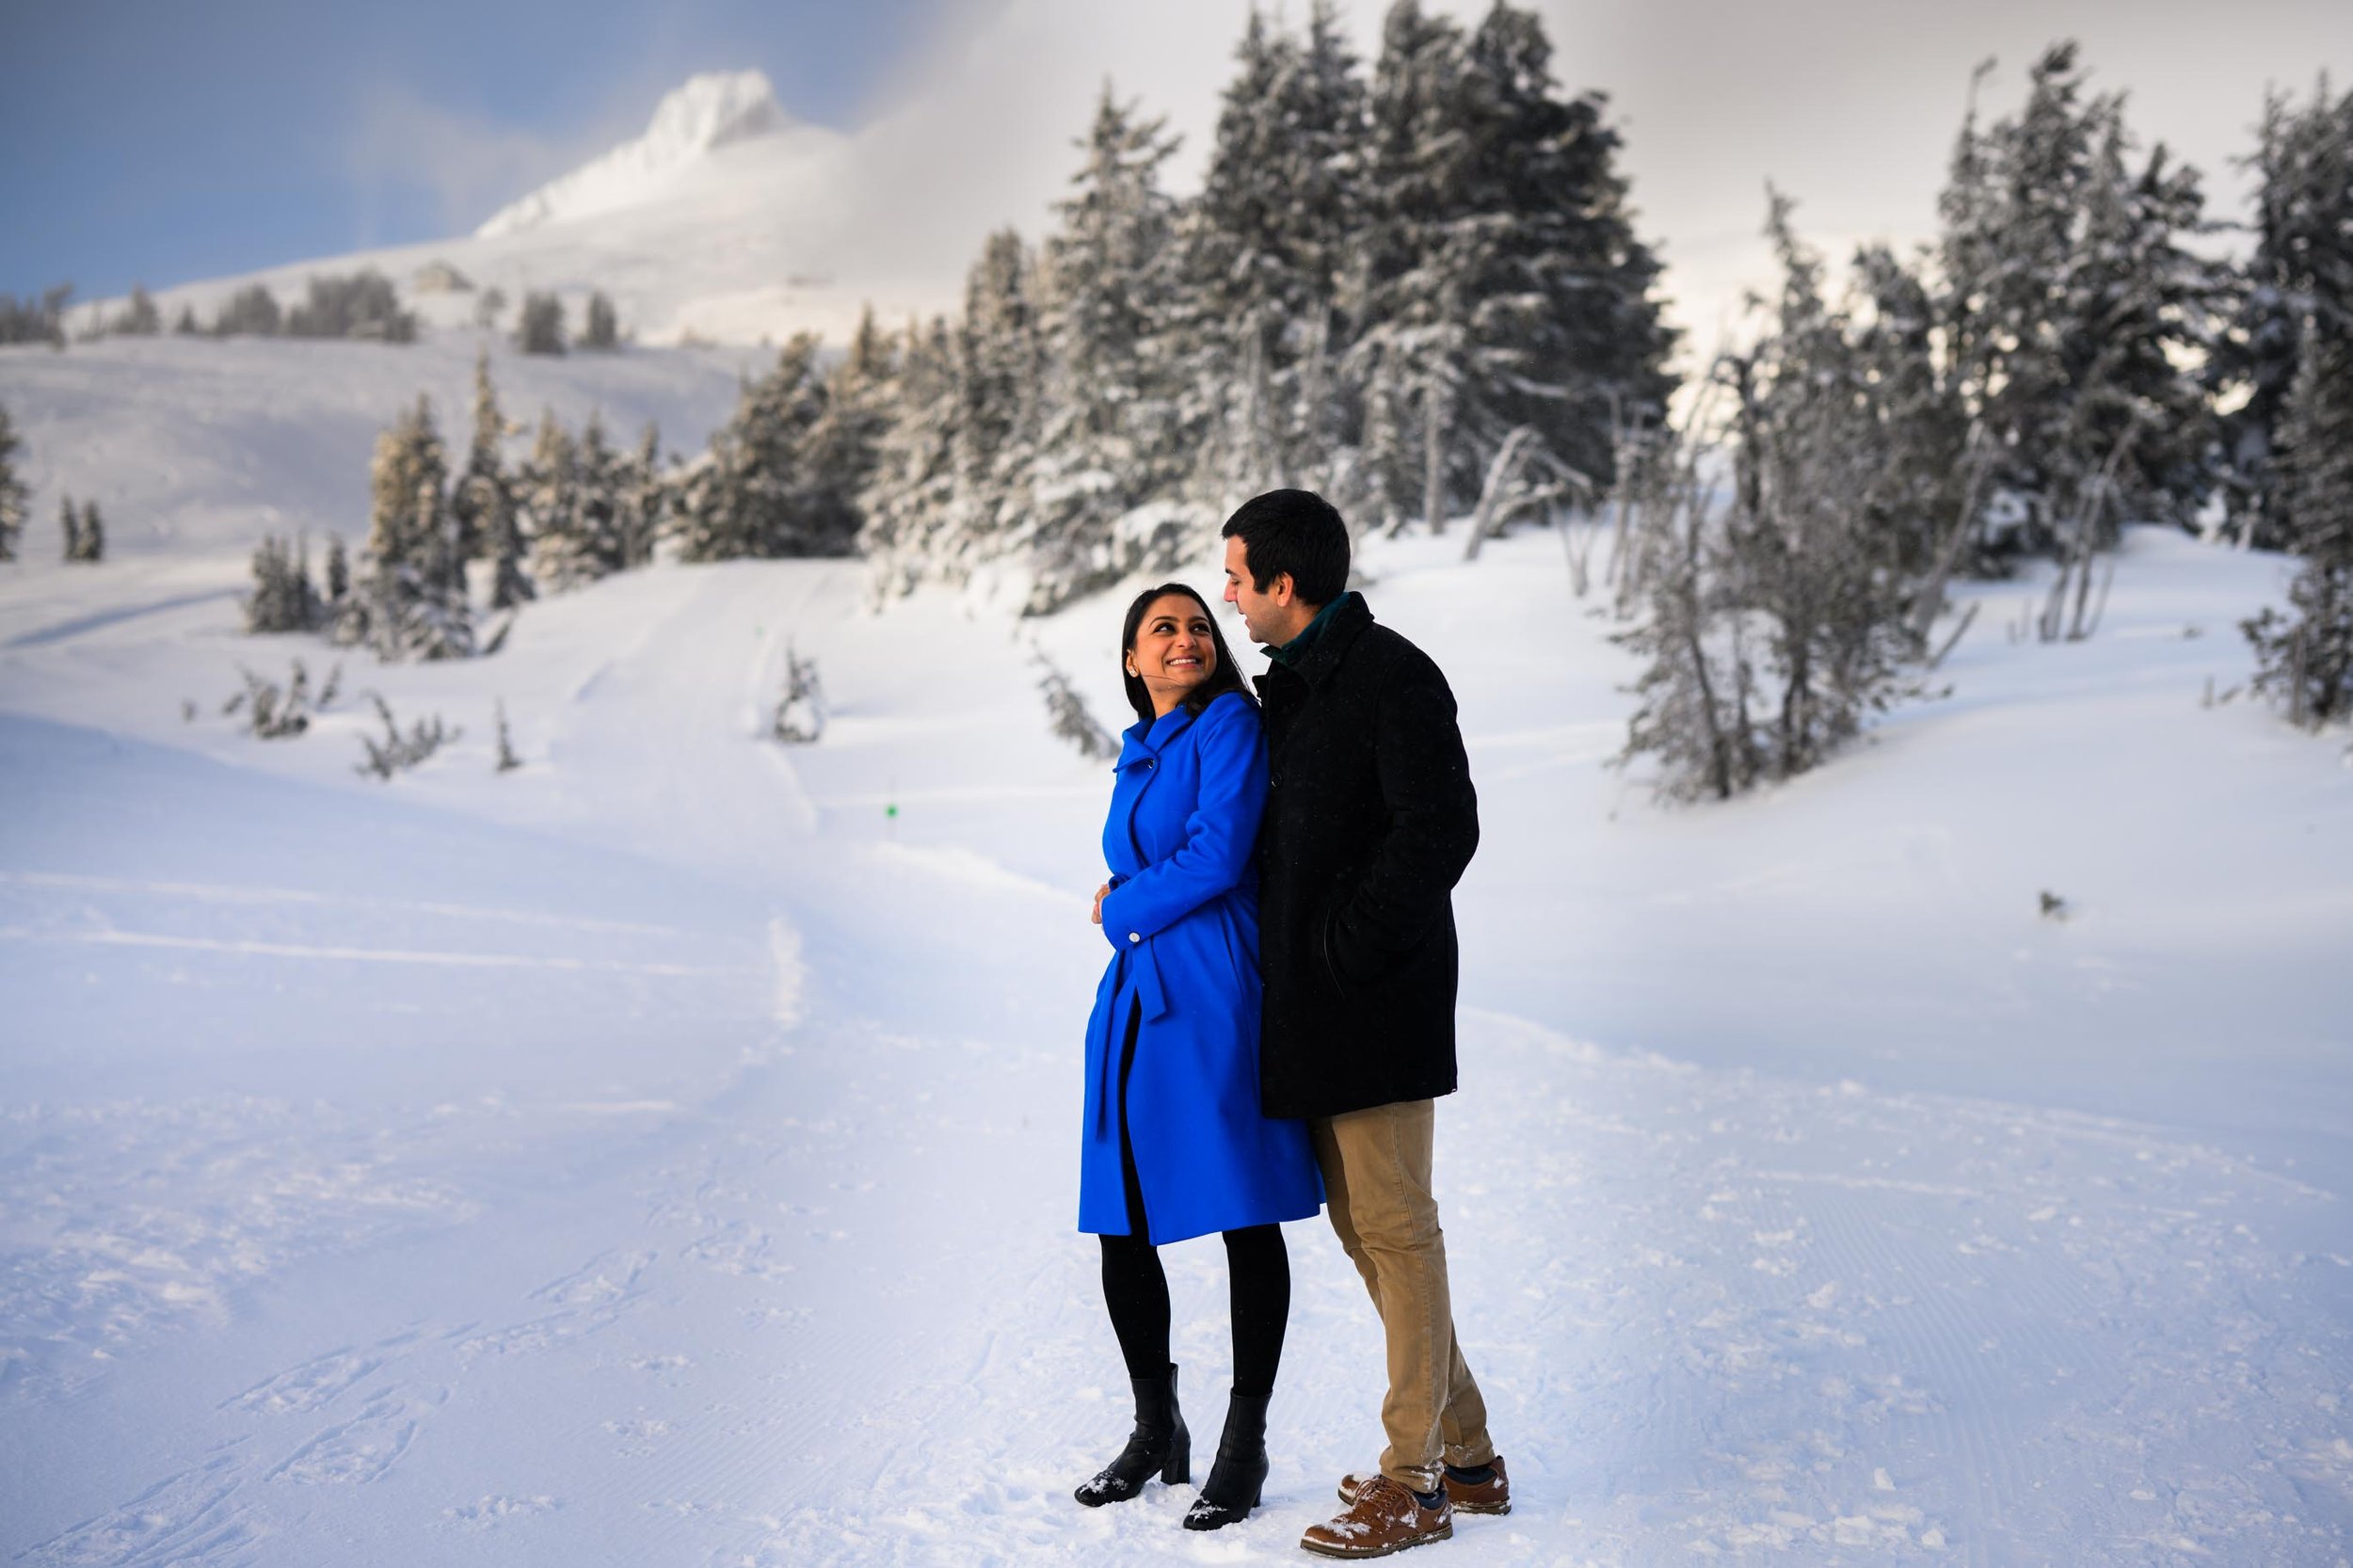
1128, 932, 1141, 943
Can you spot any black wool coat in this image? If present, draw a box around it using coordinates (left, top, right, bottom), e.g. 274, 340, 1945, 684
1253, 594, 1480, 1119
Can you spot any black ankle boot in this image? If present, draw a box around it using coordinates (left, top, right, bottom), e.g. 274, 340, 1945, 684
1075, 1363, 1190, 1506
1182, 1389, 1271, 1530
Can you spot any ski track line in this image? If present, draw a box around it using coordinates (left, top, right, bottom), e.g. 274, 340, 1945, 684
2, 587, 242, 651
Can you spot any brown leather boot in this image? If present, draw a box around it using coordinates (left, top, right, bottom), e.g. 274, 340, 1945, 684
1338, 1454, 1510, 1516
1299, 1473, 1452, 1559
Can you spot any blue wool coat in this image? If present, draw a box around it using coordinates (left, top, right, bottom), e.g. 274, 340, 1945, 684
1080, 691, 1323, 1245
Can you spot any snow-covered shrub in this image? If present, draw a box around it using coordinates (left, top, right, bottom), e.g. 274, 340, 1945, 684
771, 646, 825, 744
355, 694, 460, 779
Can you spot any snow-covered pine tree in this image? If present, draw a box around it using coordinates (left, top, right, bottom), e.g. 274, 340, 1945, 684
859, 315, 966, 598
213, 283, 282, 337
796, 305, 894, 561
1848, 243, 1973, 575
534, 410, 622, 591
582, 291, 620, 351
449, 349, 508, 568
517, 292, 567, 356
286, 271, 415, 342
2214, 80, 2353, 548
1017, 84, 1193, 614
1176, 4, 1368, 504
325, 534, 349, 606
0, 404, 25, 561
679, 333, 850, 560
1722, 194, 1924, 779
953, 230, 1049, 568
343, 396, 471, 659
113, 285, 161, 336
1622, 196, 1931, 799
518, 408, 580, 584
1447, 3, 1675, 498
76, 500, 104, 562
1938, 44, 2215, 552
243, 534, 327, 633
1348, 0, 1476, 533
2057, 122, 2217, 539
173, 304, 199, 335
617, 423, 665, 569
59, 494, 79, 562
2244, 318, 2353, 726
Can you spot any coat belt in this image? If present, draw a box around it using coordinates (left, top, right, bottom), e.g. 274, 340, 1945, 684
1093, 939, 1172, 1138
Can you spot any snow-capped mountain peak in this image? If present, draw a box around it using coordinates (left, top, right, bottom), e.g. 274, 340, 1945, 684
476, 70, 793, 238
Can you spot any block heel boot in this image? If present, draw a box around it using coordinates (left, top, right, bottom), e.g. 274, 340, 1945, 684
1075, 1364, 1190, 1506
1182, 1390, 1271, 1530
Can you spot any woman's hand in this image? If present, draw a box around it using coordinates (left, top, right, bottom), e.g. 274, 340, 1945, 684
1092, 884, 1110, 925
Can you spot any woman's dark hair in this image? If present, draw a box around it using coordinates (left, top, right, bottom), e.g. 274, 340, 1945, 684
1119, 582, 1255, 725
1219, 488, 1350, 605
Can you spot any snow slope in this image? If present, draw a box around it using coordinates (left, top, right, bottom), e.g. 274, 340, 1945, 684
2, 345, 2351, 1564
0, 335, 768, 561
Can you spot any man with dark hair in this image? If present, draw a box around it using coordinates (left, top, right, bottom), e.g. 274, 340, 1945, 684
1220, 488, 1505, 1558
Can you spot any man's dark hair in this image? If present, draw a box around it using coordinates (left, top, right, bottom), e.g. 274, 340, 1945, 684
1119, 582, 1256, 725
1220, 488, 1350, 606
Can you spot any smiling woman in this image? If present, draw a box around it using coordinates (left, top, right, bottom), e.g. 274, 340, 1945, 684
1117, 582, 1251, 725
1078, 578, 1321, 1532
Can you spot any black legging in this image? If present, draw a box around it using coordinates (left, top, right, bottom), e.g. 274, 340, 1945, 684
1099, 1000, 1291, 1399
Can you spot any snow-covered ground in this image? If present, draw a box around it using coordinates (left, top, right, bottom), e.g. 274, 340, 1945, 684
2, 339, 2351, 1565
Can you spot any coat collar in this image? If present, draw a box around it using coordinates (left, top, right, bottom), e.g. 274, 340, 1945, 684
1113, 701, 1203, 770
1263, 592, 1373, 692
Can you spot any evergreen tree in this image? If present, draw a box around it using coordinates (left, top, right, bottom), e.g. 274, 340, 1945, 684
325, 534, 349, 605
77, 500, 104, 562
1017, 85, 1193, 612
1177, 4, 1368, 500
2214, 79, 2353, 547
1449, 3, 1674, 493
1848, 243, 1973, 574
341, 396, 471, 659
1620, 197, 1937, 799
213, 283, 282, 337
173, 304, 199, 335
1939, 44, 2215, 550
243, 534, 327, 633
0, 404, 25, 562
618, 422, 665, 569
582, 291, 620, 350
534, 409, 623, 590
799, 306, 893, 559
518, 408, 578, 584
517, 292, 567, 356
954, 230, 1049, 563
113, 285, 161, 336
860, 315, 966, 597
1350, 0, 1477, 531
678, 334, 850, 560
449, 349, 511, 566
60, 494, 79, 562
2244, 319, 2353, 726
285, 270, 415, 342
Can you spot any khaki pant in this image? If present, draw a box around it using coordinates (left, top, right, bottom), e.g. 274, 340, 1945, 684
1311, 1098, 1496, 1493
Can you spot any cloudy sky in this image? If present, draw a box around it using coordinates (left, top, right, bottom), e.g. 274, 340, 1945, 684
8, 0, 2352, 358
